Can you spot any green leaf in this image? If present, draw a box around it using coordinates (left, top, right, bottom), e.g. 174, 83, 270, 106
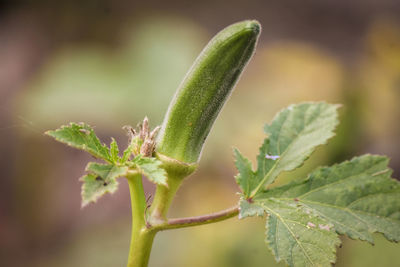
256, 155, 400, 243
121, 143, 134, 163
46, 123, 111, 162
132, 155, 167, 186
109, 138, 120, 163
80, 174, 118, 208
86, 162, 128, 181
240, 102, 340, 198
239, 155, 400, 266
234, 148, 256, 198
81, 162, 128, 207
264, 199, 340, 267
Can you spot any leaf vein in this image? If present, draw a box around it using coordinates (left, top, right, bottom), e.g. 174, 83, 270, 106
262, 203, 316, 266
298, 165, 382, 199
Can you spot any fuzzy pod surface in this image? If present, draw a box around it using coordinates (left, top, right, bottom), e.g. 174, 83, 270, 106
156, 20, 261, 163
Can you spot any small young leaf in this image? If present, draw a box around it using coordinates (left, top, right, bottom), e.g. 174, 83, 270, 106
46, 123, 111, 162
121, 143, 134, 163
81, 162, 128, 207
81, 174, 119, 208
132, 155, 167, 186
233, 148, 256, 198
86, 162, 128, 181
109, 138, 120, 163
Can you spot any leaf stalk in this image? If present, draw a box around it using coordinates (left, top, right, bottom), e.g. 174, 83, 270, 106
152, 205, 239, 231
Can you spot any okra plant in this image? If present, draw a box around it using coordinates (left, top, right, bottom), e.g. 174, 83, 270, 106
46, 20, 400, 267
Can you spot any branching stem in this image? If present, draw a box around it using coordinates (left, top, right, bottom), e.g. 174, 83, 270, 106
152, 205, 239, 231
127, 164, 239, 266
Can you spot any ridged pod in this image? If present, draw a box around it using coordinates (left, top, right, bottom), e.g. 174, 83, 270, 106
156, 20, 261, 163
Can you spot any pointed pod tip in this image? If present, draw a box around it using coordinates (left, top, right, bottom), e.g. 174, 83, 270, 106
245, 20, 261, 35
230, 20, 261, 37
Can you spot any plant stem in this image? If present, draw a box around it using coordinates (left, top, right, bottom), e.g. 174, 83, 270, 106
148, 174, 183, 223
127, 173, 156, 267
153, 205, 239, 231
127, 157, 239, 267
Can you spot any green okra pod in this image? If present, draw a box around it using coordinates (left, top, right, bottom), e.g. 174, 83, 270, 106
156, 20, 261, 163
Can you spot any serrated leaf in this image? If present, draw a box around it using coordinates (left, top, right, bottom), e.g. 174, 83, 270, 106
80, 174, 118, 208
256, 155, 400, 243
81, 162, 128, 207
132, 155, 167, 185
263, 199, 340, 267
86, 162, 128, 181
109, 138, 120, 163
249, 102, 339, 197
46, 123, 111, 162
233, 148, 256, 198
240, 198, 340, 267
239, 154, 400, 266
239, 197, 265, 218
121, 143, 134, 163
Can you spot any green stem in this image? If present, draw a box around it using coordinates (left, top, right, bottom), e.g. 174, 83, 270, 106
148, 174, 183, 223
127, 169, 239, 267
153, 205, 239, 231
127, 173, 156, 267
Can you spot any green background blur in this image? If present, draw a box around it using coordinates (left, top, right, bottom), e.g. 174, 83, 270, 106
1, 1, 399, 266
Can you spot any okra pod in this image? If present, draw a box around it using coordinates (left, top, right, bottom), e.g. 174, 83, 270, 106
156, 20, 261, 163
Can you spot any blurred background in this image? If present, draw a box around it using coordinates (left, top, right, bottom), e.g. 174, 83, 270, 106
1, 0, 400, 266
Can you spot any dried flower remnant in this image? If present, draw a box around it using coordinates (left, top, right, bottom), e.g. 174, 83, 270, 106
123, 117, 161, 157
